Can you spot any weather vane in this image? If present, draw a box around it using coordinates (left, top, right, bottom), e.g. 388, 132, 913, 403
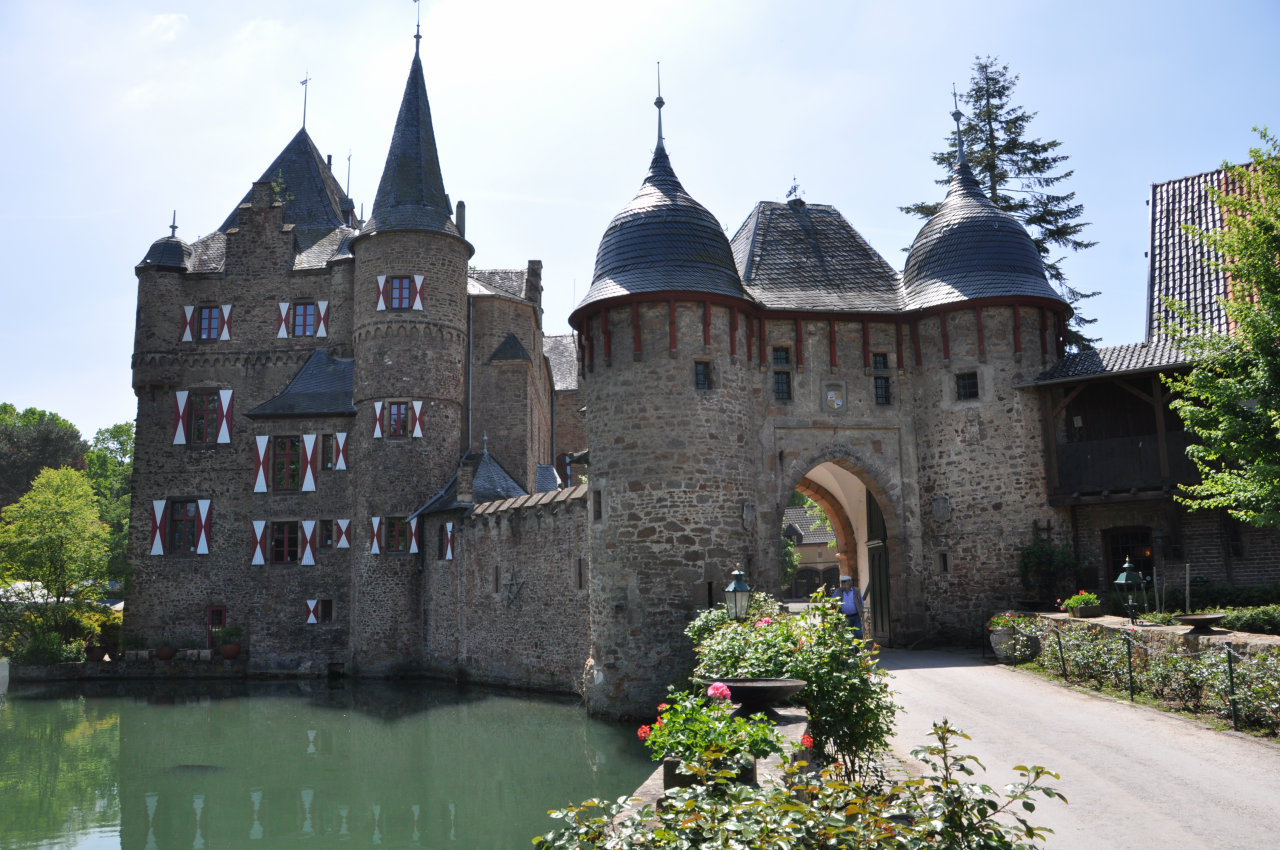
300, 71, 311, 127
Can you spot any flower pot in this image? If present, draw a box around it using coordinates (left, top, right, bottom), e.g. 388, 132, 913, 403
154, 645, 177, 661
1069, 604, 1102, 618
662, 757, 756, 791
85, 646, 108, 662
219, 643, 241, 660
989, 629, 1040, 663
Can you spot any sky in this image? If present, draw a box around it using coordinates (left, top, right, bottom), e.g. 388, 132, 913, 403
1, 0, 1277, 440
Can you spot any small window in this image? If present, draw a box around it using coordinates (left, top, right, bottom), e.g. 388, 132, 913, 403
168, 500, 200, 554
319, 519, 334, 549
293, 302, 318, 337
321, 434, 336, 470
871, 352, 889, 371
271, 521, 300, 563
773, 370, 792, 401
319, 599, 334, 623
694, 361, 712, 390
388, 276, 414, 310
197, 306, 221, 341
772, 347, 790, 367
272, 435, 302, 491
187, 390, 220, 445
383, 517, 410, 553
387, 402, 409, 438
874, 375, 892, 405
592, 490, 602, 521
938, 552, 949, 573
956, 371, 979, 401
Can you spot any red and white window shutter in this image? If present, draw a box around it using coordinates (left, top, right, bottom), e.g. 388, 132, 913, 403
306, 599, 319, 624
376, 275, 387, 311
408, 517, 419, 554
334, 432, 348, 470
411, 401, 424, 438
300, 520, 316, 566
251, 520, 267, 565
316, 301, 329, 338
172, 390, 189, 445
253, 436, 269, 493
150, 500, 168, 555
369, 516, 382, 555
217, 390, 234, 444
443, 521, 454, 560
220, 305, 232, 340
196, 499, 212, 555
412, 274, 425, 311
335, 519, 350, 549
301, 434, 318, 492
181, 306, 196, 342
373, 402, 383, 439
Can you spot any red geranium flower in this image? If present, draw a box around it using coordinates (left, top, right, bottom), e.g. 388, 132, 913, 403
707, 681, 732, 700
637, 725, 651, 741
657, 702, 669, 711
801, 734, 814, 750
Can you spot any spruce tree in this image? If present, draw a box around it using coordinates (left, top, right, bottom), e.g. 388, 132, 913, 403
902, 56, 1097, 351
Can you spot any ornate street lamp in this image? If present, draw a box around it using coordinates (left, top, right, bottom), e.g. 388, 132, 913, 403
725, 569, 752, 621
1113, 556, 1145, 625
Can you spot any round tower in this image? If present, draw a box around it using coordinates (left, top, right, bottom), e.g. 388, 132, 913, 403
901, 113, 1069, 637
348, 39, 474, 674
571, 97, 760, 717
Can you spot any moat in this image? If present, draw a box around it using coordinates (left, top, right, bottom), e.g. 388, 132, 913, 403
0, 665, 653, 848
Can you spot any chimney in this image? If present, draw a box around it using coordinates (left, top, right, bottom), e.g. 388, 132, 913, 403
456, 458, 474, 504
456, 200, 466, 239
327, 154, 332, 170
526, 260, 543, 329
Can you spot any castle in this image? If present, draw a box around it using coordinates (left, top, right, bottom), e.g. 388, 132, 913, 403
127, 37, 1279, 717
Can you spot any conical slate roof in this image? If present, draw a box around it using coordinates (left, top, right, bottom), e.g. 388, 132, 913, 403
219, 127, 350, 233
572, 119, 743, 316
902, 160, 1063, 310
363, 41, 458, 237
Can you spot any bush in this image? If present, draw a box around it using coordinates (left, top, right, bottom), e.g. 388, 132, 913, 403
12, 628, 85, 665
637, 688, 783, 770
1161, 583, 1280, 612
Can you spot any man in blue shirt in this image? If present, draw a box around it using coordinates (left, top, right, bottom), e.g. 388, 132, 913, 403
838, 575, 866, 638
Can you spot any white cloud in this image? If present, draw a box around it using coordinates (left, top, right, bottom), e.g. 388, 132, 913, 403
140, 13, 187, 43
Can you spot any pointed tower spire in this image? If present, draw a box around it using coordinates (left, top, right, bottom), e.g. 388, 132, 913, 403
654, 62, 665, 153
951, 84, 968, 168
364, 34, 457, 236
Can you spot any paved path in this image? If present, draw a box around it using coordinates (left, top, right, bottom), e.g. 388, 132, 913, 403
880, 648, 1280, 849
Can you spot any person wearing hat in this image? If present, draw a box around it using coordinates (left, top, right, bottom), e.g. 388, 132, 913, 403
838, 574, 866, 638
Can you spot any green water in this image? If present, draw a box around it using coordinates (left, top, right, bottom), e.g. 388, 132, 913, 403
0, 667, 653, 849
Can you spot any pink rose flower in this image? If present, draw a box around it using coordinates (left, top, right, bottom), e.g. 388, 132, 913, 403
707, 681, 732, 700
754, 617, 773, 627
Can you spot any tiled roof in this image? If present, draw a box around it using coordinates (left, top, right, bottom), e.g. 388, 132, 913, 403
363, 45, 459, 238
219, 128, 351, 233
781, 507, 836, 545
138, 236, 192, 270
731, 200, 903, 312
902, 161, 1064, 311
543, 334, 579, 392
188, 231, 226, 274
469, 268, 530, 300
245, 350, 356, 417
572, 137, 745, 315
1147, 169, 1230, 341
535, 464, 561, 492
294, 226, 357, 270
413, 450, 529, 516
1031, 340, 1188, 385
490, 332, 531, 362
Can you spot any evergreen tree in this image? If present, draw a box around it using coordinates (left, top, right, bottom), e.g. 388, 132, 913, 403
902, 56, 1098, 350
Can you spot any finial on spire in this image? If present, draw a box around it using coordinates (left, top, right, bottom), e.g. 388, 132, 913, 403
300, 71, 311, 128
654, 61, 665, 152
170, 210, 178, 238
950, 83, 967, 167
414, 0, 422, 52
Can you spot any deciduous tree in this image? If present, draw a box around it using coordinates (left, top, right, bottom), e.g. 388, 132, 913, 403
85, 423, 134, 582
0, 403, 87, 508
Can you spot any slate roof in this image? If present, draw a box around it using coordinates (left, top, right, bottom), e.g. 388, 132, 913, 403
245, 350, 356, 417
731, 200, 903, 312
572, 129, 745, 316
1031, 340, 1188, 385
902, 160, 1064, 311
138, 236, 193, 270
543, 334, 579, 392
412, 450, 528, 516
1147, 169, 1230, 341
362, 43, 459, 238
490, 332, 531, 362
781, 507, 836, 545
535, 464, 561, 493
469, 268, 530, 300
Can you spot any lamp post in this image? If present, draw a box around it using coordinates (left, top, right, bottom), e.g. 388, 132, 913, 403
725, 569, 752, 621
1114, 556, 1145, 625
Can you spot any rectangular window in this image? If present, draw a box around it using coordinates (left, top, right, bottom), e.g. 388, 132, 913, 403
198, 306, 221, 341
321, 434, 336, 470
293, 302, 318, 337
388, 276, 414, 310
772, 347, 790, 367
168, 500, 200, 554
272, 435, 303, 491
871, 352, 889, 370
874, 375, 892, 405
319, 519, 334, 549
387, 402, 409, 438
956, 371, 979, 401
592, 490, 602, 521
694, 361, 712, 390
188, 390, 220, 445
271, 521, 300, 563
773, 370, 792, 401
319, 599, 334, 623
383, 517, 410, 553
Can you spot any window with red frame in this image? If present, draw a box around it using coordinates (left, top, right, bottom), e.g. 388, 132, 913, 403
383, 517, 410, 553
187, 390, 220, 445
197, 306, 221, 341
388, 276, 413, 310
271, 521, 300, 563
386, 402, 409, 438
168, 500, 200, 554
272, 435, 303, 491
293, 302, 318, 337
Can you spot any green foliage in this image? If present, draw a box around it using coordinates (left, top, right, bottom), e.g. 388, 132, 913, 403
84, 423, 133, 583
779, 536, 801, 589
900, 56, 1097, 350
215, 624, 244, 644
11, 629, 84, 664
0, 403, 87, 508
690, 593, 896, 783
987, 611, 1039, 632
1148, 604, 1280, 637
1016, 537, 1077, 601
685, 594, 783, 647
1161, 582, 1280, 612
1059, 590, 1100, 610
534, 722, 1063, 849
637, 689, 783, 770
1164, 129, 1280, 525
